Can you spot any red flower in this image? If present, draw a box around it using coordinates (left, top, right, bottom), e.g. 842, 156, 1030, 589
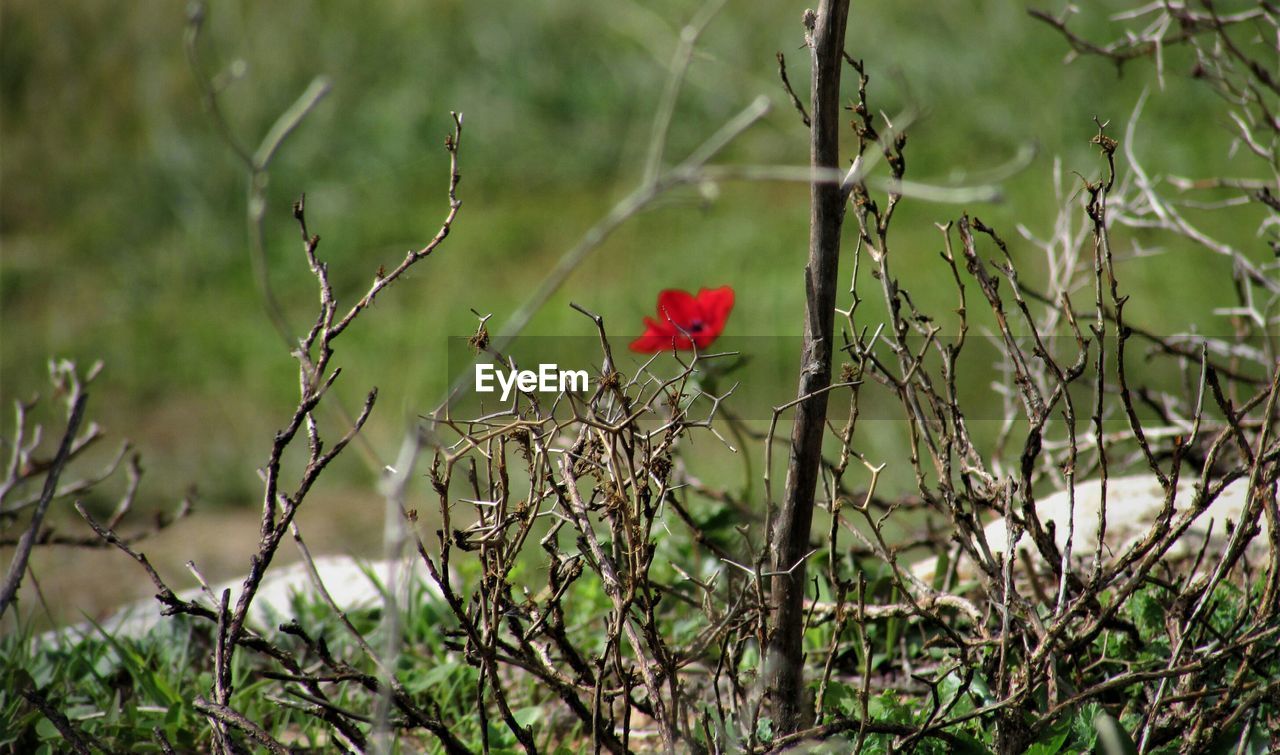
629, 286, 735, 353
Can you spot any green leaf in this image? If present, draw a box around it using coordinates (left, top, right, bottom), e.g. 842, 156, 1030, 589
968, 673, 995, 707
1072, 702, 1101, 750
1127, 588, 1164, 641
937, 670, 975, 716
950, 733, 994, 755
1093, 711, 1138, 755
697, 506, 739, 534
883, 586, 902, 653
513, 706, 542, 728
931, 551, 950, 591
34, 717, 60, 740
1025, 717, 1069, 755
1206, 720, 1271, 755
823, 680, 857, 717
756, 716, 773, 743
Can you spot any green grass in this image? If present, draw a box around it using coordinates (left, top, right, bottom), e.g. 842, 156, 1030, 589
6, 550, 1274, 752
1, 560, 609, 753
3, 614, 217, 752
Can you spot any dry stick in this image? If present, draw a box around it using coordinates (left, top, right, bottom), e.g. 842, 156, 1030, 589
776, 51, 811, 127
1139, 365, 1280, 752
0, 398, 37, 509
558, 456, 676, 754
1019, 285, 1264, 387
765, 0, 849, 735
179, 115, 458, 749
1028, 5, 1270, 75
1, 435, 120, 519
0, 392, 86, 618
1119, 89, 1279, 299
20, 684, 105, 755
152, 727, 178, 755
193, 697, 292, 755
210, 589, 235, 753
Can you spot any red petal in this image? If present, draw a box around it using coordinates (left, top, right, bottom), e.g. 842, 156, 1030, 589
635, 287, 733, 352
629, 317, 676, 352
695, 286, 735, 341
629, 332, 670, 352
630, 332, 696, 352
656, 289, 701, 329
641, 315, 673, 334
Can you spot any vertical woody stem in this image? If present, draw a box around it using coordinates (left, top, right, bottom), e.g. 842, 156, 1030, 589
766, 0, 850, 734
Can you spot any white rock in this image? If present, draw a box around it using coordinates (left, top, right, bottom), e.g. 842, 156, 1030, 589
44, 555, 442, 644
911, 474, 1270, 585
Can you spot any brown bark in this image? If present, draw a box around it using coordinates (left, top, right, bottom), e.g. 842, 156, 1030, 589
765, 0, 850, 734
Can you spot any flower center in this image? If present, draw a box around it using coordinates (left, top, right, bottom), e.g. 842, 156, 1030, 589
689, 320, 705, 333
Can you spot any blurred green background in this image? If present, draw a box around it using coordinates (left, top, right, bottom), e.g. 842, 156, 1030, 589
1, 0, 1266, 522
